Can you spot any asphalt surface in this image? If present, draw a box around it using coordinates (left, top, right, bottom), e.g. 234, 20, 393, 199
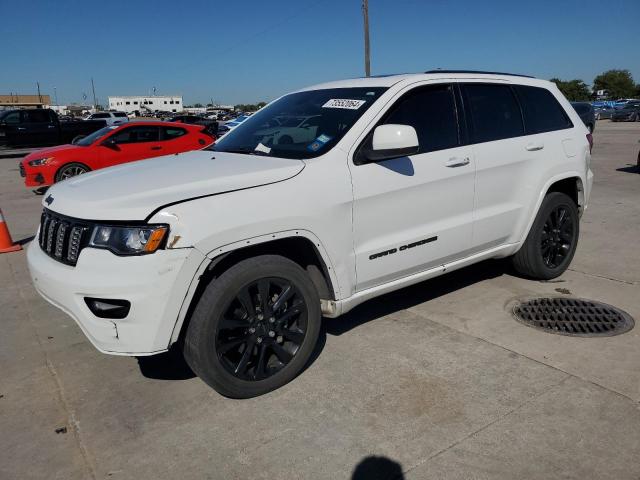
1, 121, 639, 480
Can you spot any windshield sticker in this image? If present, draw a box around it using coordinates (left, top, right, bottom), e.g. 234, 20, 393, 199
254, 142, 271, 154
322, 99, 366, 110
307, 134, 332, 152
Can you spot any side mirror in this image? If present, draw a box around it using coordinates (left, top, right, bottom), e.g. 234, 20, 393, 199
102, 137, 118, 149
363, 124, 419, 163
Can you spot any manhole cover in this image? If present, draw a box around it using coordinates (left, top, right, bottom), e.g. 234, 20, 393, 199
513, 298, 634, 337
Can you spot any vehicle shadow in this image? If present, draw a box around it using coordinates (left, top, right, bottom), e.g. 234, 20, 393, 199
135, 259, 508, 383
616, 164, 640, 174
325, 258, 509, 336
351, 455, 405, 480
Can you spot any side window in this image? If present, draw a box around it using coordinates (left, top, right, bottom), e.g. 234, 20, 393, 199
359, 84, 460, 158
162, 127, 187, 140
4, 112, 21, 124
111, 126, 160, 144
463, 84, 524, 143
516, 86, 573, 134
24, 110, 51, 123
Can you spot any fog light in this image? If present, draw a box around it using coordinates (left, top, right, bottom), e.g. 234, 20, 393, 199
84, 297, 131, 319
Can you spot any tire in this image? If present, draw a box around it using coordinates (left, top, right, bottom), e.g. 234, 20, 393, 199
511, 192, 579, 280
183, 255, 321, 398
588, 123, 594, 133
55, 162, 90, 182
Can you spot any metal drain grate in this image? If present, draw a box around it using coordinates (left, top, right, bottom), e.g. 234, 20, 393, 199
513, 298, 634, 337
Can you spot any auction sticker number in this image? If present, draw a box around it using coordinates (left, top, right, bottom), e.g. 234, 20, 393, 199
322, 99, 366, 110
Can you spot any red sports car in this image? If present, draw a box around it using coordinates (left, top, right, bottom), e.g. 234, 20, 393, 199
20, 121, 215, 187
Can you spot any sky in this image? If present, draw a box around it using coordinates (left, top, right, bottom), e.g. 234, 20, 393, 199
1, 0, 638, 106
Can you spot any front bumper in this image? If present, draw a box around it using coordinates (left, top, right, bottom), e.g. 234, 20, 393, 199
27, 241, 206, 355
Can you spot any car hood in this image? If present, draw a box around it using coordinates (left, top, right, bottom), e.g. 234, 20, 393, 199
24, 144, 79, 161
43, 150, 305, 220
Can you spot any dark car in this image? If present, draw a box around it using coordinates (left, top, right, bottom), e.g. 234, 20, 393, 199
570, 102, 595, 133
594, 105, 615, 120
0, 108, 106, 148
167, 115, 218, 135
611, 102, 640, 122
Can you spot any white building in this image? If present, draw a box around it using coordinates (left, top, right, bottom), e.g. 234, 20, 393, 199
108, 95, 183, 114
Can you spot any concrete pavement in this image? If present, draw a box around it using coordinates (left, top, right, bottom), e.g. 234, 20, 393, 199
1, 121, 639, 479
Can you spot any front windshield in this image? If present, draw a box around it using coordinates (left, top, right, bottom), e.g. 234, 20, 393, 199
211, 87, 387, 159
75, 126, 118, 146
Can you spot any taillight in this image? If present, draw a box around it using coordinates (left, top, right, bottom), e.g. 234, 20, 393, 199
586, 133, 593, 153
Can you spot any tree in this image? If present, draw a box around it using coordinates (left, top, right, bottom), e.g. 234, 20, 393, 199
549, 78, 591, 101
193, 103, 204, 108
593, 69, 636, 100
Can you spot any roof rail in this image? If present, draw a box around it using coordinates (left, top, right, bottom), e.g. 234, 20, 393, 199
424, 69, 534, 78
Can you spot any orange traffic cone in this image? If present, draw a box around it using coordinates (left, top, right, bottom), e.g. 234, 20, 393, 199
0, 209, 22, 253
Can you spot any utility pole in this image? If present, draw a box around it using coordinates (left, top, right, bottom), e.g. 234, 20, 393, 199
362, 0, 371, 77
54, 87, 58, 106
91, 77, 97, 111
36, 81, 42, 104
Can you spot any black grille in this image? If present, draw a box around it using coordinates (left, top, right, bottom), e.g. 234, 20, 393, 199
19, 162, 25, 177
39, 209, 91, 266
513, 297, 634, 337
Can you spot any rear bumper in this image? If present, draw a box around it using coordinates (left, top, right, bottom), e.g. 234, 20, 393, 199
27, 241, 206, 355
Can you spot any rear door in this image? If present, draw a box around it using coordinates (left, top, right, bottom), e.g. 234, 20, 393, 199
22, 109, 58, 145
0, 111, 23, 146
99, 125, 162, 165
350, 83, 476, 291
461, 82, 572, 250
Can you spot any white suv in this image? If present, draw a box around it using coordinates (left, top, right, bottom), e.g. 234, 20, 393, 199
28, 71, 593, 398
86, 111, 129, 126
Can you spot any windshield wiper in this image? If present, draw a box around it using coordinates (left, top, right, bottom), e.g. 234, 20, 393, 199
218, 148, 270, 156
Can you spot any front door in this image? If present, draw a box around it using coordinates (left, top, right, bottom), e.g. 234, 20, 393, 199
99, 125, 162, 167
350, 83, 476, 291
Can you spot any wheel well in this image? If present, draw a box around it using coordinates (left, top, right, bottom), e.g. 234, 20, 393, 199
546, 177, 583, 210
55, 162, 91, 179
176, 237, 335, 344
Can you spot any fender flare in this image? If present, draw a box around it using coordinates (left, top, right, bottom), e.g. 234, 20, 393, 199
518, 171, 585, 246
168, 229, 341, 346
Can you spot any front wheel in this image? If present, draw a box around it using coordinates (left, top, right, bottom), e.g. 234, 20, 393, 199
511, 192, 579, 280
55, 162, 90, 182
183, 255, 321, 398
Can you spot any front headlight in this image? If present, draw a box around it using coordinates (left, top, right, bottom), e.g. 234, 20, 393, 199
88, 225, 168, 255
28, 157, 54, 166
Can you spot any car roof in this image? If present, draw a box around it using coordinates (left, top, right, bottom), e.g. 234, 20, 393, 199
114, 121, 201, 129
298, 71, 555, 92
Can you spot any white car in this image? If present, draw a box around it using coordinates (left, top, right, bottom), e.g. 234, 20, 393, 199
28, 71, 593, 398
85, 111, 129, 126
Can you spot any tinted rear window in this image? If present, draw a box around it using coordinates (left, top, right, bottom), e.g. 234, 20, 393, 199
463, 84, 524, 143
518, 86, 573, 134
113, 112, 127, 117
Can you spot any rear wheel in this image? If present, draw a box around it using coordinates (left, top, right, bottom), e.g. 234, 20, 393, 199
183, 255, 321, 398
511, 192, 579, 280
55, 162, 90, 182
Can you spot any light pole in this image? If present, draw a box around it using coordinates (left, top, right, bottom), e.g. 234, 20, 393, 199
362, 0, 371, 77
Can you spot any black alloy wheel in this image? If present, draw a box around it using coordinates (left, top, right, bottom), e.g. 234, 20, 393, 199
216, 277, 308, 381
183, 255, 321, 398
540, 205, 574, 269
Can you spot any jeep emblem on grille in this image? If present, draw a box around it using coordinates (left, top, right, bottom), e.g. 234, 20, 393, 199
45, 195, 54, 205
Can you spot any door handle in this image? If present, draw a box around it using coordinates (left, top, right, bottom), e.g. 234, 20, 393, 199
150, 146, 162, 150
445, 156, 470, 167
17, 127, 26, 131
525, 142, 544, 151
47, 125, 56, 128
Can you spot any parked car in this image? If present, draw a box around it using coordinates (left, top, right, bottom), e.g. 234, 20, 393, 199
594, 105, 615, 120
571, 102, 595, 132
167, 115, 218, 135
611, 102, 640, 122
20, 121, 215, 187
27, 71, 592, 398
222, 114, 249, 133
85, 111, 129, 126
0, 109, 106, 148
